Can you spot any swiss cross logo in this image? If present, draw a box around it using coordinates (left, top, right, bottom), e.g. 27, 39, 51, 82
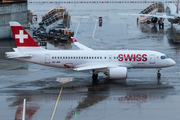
15, 30, 28, 43
64, 64, 71, 68
72, 38, 77, 42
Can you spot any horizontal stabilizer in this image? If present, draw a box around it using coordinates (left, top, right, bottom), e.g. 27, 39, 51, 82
7, 55, 32, 58
5, 50, 32, 58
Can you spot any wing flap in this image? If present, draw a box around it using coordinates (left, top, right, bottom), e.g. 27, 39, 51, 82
74, 64, 108, 71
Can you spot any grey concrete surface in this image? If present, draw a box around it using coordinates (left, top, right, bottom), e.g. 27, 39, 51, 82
0, 2, 27, 39
0, 0, 180, 120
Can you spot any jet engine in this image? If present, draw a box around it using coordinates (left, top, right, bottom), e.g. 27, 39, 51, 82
108, 67, 127, 79
151, 17, 158, 23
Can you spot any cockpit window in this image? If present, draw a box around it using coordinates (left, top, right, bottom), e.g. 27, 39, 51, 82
161, 56, 169, 59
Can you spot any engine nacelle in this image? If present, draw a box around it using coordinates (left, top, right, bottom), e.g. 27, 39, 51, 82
151, 17, 158, 23
108, 67, 127, 79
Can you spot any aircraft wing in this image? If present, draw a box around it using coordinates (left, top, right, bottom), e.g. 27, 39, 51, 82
71, 37, 93, 51
74, 62, 133, 71
117, 13, 175, 19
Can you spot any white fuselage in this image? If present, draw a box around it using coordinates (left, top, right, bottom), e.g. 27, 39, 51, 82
17, 50, 175, 69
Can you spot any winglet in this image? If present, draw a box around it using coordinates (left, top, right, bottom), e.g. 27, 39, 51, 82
71, 37, 93, 51
71, 37, 77, 42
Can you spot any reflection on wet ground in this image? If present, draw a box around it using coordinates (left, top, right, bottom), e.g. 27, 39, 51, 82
1, 77, 178, 120
1, 1, 180, 120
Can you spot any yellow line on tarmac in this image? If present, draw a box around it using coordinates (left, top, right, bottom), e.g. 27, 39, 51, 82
51, 86, 63, 120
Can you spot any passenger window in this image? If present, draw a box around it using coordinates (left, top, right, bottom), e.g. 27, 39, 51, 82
84, 57, 86, 59
60, 57, 62, 59
68, 57, 70, 59
58, 57, 59, 59
81, 57, 83, 59
100, 57, 102, 59
52, 57, 54, 59
71, 57, 73, 59
92, 57, 93, 59
89, 57, 91, 59
105, 57, 106, 59
55, 57, 56, 59
63, 57, 65, 59
97, 57, 99, 59
74, 57, 75, 59
95, 57, 96, 59
76, 57, 78, 59
66, 57, 67, 59
79, 57, 81, 59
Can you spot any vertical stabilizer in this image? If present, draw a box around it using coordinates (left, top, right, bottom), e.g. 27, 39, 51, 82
9, 22, 39, 47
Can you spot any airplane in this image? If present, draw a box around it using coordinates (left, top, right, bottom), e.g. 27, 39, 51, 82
117, 0, 180, 28
5, 22, 176, 82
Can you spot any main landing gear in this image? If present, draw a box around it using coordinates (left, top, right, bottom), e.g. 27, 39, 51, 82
158, 18, 164, 29
157, 69, 161, 78
92, 70, 98, 82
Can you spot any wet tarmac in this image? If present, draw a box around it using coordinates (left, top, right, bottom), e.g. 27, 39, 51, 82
1, 0, 180, 120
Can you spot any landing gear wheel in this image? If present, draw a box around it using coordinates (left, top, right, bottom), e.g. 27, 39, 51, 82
147, 20, 150, 24
157, 73, 161, 78
92, 74, 98, 82
162, 23, 164, 29
159, 23, 164, 29
157, 69, 161, 78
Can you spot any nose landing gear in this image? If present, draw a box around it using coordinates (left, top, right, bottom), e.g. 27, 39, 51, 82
92, 70, 98, 82
157, 69, 161, 78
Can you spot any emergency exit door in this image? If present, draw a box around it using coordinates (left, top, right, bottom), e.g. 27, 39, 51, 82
45, 54, 50, 64
150, 54, 155, 64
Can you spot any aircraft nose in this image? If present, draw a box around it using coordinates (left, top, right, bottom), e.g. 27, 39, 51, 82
169, 59, 176, 66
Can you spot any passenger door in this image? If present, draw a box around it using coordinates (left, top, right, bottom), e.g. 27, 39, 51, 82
45, 54, 50, 64
150, 54, 155, 64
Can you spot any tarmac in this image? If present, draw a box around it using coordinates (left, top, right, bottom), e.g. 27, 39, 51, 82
1, 0, 180, 120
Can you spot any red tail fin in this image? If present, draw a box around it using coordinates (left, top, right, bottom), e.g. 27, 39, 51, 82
9, 22, 39, 47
